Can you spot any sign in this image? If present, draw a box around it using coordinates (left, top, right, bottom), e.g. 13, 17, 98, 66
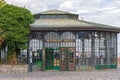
46, 40, 62, 42
46, 39, 75, 42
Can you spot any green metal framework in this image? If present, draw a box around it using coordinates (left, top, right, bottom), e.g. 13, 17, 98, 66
28, 31, 117, 71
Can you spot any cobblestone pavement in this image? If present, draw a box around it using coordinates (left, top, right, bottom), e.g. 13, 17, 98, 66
0, 67, 120, 80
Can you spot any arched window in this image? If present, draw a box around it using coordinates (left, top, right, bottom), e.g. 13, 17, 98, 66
61, 32, 75, 47
29, 39, 43, 51
45, 32, 60, 47
61, 32, 75, 40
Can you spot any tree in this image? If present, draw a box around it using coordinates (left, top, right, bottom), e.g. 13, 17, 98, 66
0, 0, 6, 46
0, 0, 6, 8
0, 4, 34, 64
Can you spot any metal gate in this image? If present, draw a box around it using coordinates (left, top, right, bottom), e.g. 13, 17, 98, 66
32, 49, 43, 71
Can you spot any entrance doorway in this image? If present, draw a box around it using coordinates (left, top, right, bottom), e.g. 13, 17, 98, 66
45, 47, 76, 71
45, 48, 60, 70
60, 47, 76, 71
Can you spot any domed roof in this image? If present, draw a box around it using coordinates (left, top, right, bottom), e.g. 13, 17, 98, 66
30, 10, 120, 32
34, 9, 78, 15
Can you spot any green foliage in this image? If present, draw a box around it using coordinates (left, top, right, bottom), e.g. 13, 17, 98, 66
0, 0, 6, 8
0, 4, 34, 50
0, 4, 34, 64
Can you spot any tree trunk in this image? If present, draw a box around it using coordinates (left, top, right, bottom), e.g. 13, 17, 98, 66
7, 51, 18, 65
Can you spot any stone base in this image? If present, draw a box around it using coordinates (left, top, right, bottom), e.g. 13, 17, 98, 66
0, 65, 28, 73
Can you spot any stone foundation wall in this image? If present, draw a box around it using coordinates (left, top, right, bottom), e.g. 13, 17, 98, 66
0, 65, 28, 73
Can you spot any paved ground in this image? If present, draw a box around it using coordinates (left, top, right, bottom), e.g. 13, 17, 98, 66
0, 67, 120, 80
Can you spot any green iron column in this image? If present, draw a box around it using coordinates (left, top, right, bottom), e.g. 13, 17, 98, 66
115, 33, 118, 68
91, 32, 95, 69
42, 39, 46, 71
28, 48, 32, 72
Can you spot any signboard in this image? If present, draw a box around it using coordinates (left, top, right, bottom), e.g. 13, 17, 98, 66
46, 39, 75, 42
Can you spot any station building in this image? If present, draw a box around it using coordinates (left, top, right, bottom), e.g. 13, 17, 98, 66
28, 10, 120, 71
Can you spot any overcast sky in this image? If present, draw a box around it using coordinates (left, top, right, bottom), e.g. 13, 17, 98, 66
5, 0, 120, 56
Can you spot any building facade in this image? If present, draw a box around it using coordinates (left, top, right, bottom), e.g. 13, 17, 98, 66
28, 10, 120, 71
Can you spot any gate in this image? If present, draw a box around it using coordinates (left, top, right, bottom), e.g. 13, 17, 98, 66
32, 49, 43, 71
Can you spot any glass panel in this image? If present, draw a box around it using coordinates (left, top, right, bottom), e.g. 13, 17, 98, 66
76, 32, 92, 70
40, 15, 45, 19
40, 15, 68, 19
61, 48, 66, 63
99, 32, 105, 64
46, 49, 54, 69
53, 49, 60, 67
94, 32, 100, 65
111, 33, 117, 64
68, 49, 75, 63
